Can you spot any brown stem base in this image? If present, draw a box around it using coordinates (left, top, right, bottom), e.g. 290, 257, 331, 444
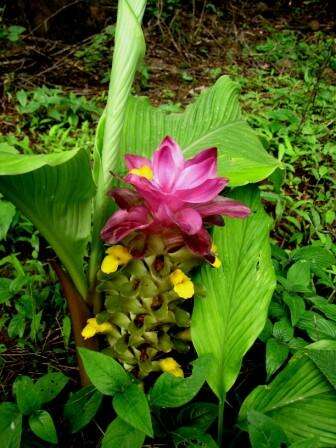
50, 260, 99, 386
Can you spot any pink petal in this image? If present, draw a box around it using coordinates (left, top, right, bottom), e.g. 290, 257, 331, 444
124, 174, 161, 211
125, 154, 151, 170
172, 208, 203, 235
184, 228, 212, 256
175, 152, 217, 189
109, 188, 140, 210
185, 147, 217, 177
101, 206, 150, 244
195, 196, 251, 218
153, 136, 184, 191
178, 178, 228, 203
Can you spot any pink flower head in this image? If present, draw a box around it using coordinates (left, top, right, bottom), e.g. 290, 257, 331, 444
101, 136, 250, 257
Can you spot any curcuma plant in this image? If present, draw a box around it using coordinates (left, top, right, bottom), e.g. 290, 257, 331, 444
2, 0, 315, 446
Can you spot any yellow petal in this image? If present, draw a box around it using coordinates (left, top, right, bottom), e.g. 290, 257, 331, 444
106, 245, 132, 265
169, 269, 189, 286
95, 321, 114, 334
101, 255, 119, 274
174, 280, 194, 299
129, 165, 153, 180
81, 323, 97, 340
212, 257, 221, 268
159, 357, 183, 377
171, 367, 184, 378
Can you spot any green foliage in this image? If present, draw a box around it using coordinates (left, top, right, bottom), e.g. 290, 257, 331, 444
149, 356, 210, 408
16, 87, 101, 129
0, 199, 15, 240
78, 348, 131, 395
113, 383, 153, 437
120, 76, 279, 187
102, 417, 145, 448
192, 186, 275, 397
0, 372, 68, 446
0, 24, 25, 43
64, 386, 103, 433
239, 351, 336, 446
0, 402, 22, 448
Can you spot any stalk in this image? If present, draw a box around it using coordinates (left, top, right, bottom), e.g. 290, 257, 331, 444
218, 395, 226, 446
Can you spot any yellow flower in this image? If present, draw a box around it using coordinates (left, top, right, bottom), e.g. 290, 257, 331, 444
211, 243, 221, 268
129, 165, 153, 180
101, 245, 132, 274
159, 357, 184, 378
81, 318, 114, 340
169, 269, 194, 299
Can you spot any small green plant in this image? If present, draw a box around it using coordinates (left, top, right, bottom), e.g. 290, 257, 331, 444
0, 372, 68, 446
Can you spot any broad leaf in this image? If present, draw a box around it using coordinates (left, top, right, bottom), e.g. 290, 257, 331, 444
113, 383, 153, 437
191, 186, 275, 397
120, 76, 279, 186
0, 403, 22, 448
102, 417, 145, 448
305, 340, 336, 389
0, 149, 95, 298
149, 356, 210, 408
78, 348, 131, 395
172, 426, 219, 448
177, 402, 218, 432
64, 385, 103, 433
29, 410, 57, 444
239, 354, 336, 446
266, 338, 289, 379
247, 410, 288, 448
0, 200, 15, 240
35, 372, 69, 405
13, 375, 41, 415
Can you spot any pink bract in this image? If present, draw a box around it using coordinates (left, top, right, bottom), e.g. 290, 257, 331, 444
101, 136, 250, 257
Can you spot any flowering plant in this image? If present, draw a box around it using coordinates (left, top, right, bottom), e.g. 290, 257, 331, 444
0, 0, 284, 446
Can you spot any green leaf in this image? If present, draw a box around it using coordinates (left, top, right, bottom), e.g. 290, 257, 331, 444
120, 76, 279, 186
13, 375, 41, 415
78, 348, 131, 395
29, 410, 57, 444
292, 246, 336, 271
191, 186, 275, 397
0, 402, 22, 448
297, 311, 336, 341
273, 318, 294, 343
172, 426, 219, 448
266, 338, 289, 379
102, 417, 145, 448
113, 383, 153, 437
306, 340, 336, 389
307, 296, 336, 322
0, 200, 15, 240
286, 261, 311, 293
64, 385, 103, 433
247, 410, 288, 448
239, 354, 336, 446
35, 372, 69, 404
0, 149, 95, 299
8, 314, 25, 338
0, 278, 13, 304
149, 356, 210, 408
282, 293, 305, 326
177, 402, 218, 432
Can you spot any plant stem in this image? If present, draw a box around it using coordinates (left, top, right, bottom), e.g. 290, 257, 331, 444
218, 395, 226, 446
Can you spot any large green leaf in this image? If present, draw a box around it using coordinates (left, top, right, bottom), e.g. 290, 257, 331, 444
119, 76, 279, 186
191, 186, 275, 398
238, 353, 336, 447
0, 402, 22, 448
0, 149, 95, 298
